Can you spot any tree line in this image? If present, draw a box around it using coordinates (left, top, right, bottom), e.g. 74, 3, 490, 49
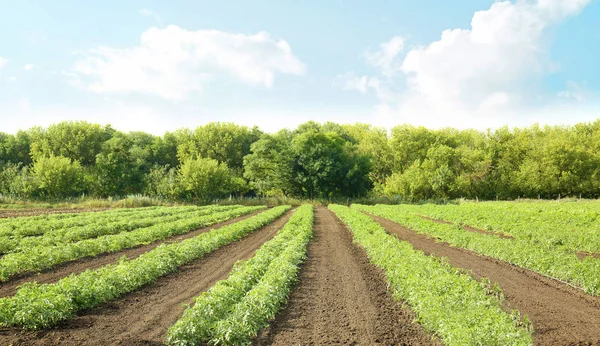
1, 120, 599, 201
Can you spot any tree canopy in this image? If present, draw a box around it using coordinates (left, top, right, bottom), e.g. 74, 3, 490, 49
2, 119, 600, 201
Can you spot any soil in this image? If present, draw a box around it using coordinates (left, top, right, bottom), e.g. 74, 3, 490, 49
0, 209, 265, 298
419, 215, 515, 239
0, 208, 110, 218
254, 207, 440, 346
371, 214, 600, 346
0, 209, 294, 346
576, 251, 600, 260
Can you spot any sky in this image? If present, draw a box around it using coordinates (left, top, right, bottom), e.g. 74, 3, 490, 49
0, 0, 598, 134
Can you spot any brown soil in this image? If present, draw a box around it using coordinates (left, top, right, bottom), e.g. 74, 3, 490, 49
0, 208, 110, 218
372, 214, 600, 346
0, 209, 265, 298
0, 209, 294, 346
576, 251, 600, 260
255, 207, 440, 346
419, 215, 515, 239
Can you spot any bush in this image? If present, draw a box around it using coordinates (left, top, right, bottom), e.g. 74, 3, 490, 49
31, 156, 85, 199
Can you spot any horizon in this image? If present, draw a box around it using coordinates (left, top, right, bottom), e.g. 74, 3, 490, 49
1, 0, 599, 135
4, 118, 600, 137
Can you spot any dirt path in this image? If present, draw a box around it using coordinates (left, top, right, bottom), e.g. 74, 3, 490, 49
371, 214, 600, 346
255, 207, 439, 346
0, 209, 265, 298
0, 209, 293, 346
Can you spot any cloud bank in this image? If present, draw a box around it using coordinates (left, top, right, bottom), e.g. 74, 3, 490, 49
338, 0, 594, 129
71, 26, 307, 100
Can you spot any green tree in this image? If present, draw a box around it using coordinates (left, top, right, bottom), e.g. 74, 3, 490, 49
178, 157, 235, 202
176, 122, 262, 172
29, 121, 113, 166
244, 123, 372, 199
145, 165, 180, 199
31, 156, 85, 199
243, 132, 295, 196
0, 131, 32, 166
92, 134, 145, 197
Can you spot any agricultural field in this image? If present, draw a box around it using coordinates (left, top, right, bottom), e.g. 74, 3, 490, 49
0, 201, 599, 345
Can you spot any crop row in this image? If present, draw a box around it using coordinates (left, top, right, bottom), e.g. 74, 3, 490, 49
0, 205, 241, 254
0, 205, 163, 227
0, 205, 190, 237
0, 206, 265, 282
329, 204, 532, 346
0, 205, 291, 329
355, 204, 600, 295
405, 201, 600, 254
166, 204, 314, 346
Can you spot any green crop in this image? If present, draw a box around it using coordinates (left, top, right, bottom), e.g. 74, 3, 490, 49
0, 205, 241, 254
0, 205, 263, 282
330, 204, 532, 346
399, 201, 600, 254
0, 205, 291, 329
165, 204, 313, 346
0, 206, 164, 237
355, 204, 600, 295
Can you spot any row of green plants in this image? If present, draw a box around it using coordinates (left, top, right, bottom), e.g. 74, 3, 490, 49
0, 205, 240, 254
355, 204, 600, 295
165, 204, 314, 346
0, 205, 167, 237
407, 201, 600, 254
329, 204, 533, 346
0, 206, 264, 282
0, 205, 291, 329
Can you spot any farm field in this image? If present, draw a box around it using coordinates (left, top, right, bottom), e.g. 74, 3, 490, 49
0, 201, 599, 345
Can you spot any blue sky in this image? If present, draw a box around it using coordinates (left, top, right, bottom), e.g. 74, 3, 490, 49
0, 0, 598, 134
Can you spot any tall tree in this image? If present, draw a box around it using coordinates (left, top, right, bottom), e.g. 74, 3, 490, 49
29, 121, 113, 166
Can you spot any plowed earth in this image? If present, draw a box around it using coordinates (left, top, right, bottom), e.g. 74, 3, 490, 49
0, 209, 294, 345
255, 207, 439, 346
371, 214, 600, 346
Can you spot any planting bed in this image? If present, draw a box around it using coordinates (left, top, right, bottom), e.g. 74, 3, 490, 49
1, 201, 600, 345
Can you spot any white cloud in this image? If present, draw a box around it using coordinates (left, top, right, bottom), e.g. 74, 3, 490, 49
558, 81, 588, 101
399, 0, 589, 109
337, 0, 592, 128
0, 57, 7, 70
334, 72, 380, 93
365, 36, 404, 76
71, 25, 307, 100
23, 63, 38, 71
7, 76, 17, 83
139, 8, 163, 24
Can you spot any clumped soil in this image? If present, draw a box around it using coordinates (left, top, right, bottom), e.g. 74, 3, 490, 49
255, 207, 440, 346
0, 209, 265, 297
372, 214, 600, 346
419, 215, 514, 239
0, 209, 294, 346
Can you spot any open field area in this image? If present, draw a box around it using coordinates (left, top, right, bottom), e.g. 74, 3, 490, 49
3, 0, 600, 343
0, 200, 598, 345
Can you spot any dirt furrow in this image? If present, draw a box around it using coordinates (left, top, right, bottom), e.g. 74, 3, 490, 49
0, 209, 294, 346
371, 214, 600, 346
0, 209, 265, 298
419, 215, 514, 239
255, 207, 439, 346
